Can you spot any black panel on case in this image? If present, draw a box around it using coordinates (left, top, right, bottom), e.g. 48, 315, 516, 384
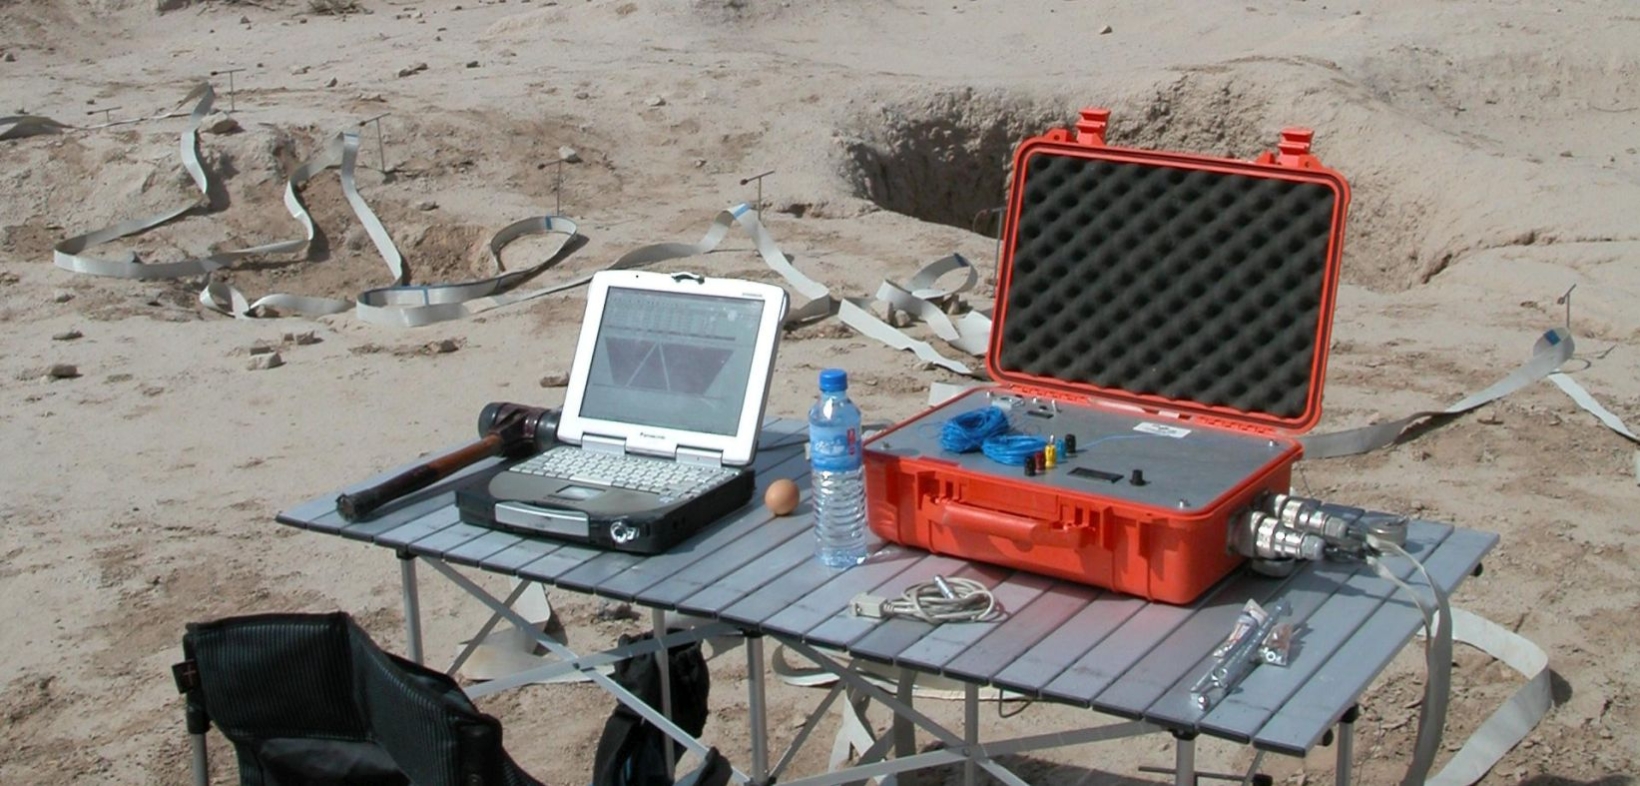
998, 154, 1337, 420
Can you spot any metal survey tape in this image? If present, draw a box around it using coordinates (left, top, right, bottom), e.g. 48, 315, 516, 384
42, 83, 586, 328
1546, 370, 1640, 485
1296, 328, 1577, 459
24, 83, 999, 358
1425, 608, 1551, 786
872, 253, 993, 355
1298, 327, 1639, 480
735, 204, 993, 376
770, 640, 1021, 702
2, 87, 199, 141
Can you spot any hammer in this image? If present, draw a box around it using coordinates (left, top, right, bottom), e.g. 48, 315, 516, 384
335, 402, 560, 522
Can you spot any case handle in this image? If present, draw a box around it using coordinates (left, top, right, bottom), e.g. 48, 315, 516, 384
938, 501, 1088, 548
1074, 107, 1110, 146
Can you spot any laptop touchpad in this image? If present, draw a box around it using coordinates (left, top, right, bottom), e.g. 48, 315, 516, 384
552, 484, 604, 501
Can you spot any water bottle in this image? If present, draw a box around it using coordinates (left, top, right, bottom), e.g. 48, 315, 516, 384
809, 368, 868, 568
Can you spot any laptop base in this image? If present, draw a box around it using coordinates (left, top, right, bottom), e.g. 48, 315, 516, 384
454, 459, 756, 555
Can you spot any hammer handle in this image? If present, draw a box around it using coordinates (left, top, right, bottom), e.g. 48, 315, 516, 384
336, 433, 505, 521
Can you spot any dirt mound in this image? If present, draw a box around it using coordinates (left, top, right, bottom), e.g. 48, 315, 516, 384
840, 60, 1640, 304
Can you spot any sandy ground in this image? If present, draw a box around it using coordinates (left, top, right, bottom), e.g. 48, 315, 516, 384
3, 0, 1639, 784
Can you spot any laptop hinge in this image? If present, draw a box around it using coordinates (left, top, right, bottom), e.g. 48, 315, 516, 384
676, 446, 724, 468
583, 434, 626, 455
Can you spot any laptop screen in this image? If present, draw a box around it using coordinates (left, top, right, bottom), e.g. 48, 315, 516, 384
578, 287, 767, 437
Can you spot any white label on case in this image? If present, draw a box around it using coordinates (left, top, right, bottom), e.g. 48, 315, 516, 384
1134, 422, 1191, 438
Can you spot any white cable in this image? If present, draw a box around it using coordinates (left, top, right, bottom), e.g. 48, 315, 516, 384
878, 577, 1001, 624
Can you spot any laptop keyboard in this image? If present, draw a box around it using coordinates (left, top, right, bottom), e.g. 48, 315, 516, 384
508, 447, 737, 498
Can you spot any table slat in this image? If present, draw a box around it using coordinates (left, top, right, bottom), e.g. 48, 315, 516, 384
409, 521, 495, 558
757, 548, 927, 638
641, 514, 803, 609
944, 580, 1102, 683
988, 590, 1148, 697
372, 506, 463, 548
676, 518, 819, 618
515, 541, 610, 588
443, 530, 525, 567
477, 536, 571, 575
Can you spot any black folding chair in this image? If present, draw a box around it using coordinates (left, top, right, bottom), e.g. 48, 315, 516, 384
172, 612, 544, 786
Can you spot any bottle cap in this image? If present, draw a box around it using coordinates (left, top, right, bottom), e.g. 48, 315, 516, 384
819, 368, 848, 392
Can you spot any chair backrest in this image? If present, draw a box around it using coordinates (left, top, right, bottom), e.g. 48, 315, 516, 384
179, 612, 541, 786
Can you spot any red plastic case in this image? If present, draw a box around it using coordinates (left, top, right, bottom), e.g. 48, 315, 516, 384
862, 109, 1351, 604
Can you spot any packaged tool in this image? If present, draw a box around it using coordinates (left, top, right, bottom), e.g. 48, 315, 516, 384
861, 109, 1351, 603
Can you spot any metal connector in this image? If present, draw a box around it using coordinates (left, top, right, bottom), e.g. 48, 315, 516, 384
609, 520, 639, 545
1271, 493, 1348, 541
1232, 511, 1325, 562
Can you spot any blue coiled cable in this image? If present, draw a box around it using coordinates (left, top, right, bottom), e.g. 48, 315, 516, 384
981, 434, 1049, 466
939, 406, 1012, 453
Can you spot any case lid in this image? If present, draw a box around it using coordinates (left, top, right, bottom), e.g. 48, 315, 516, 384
987, 109, 1351, 435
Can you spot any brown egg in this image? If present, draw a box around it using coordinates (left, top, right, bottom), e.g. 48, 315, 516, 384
764, 478, 801, 516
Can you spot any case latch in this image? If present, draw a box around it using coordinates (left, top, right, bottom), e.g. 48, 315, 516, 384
1073, 107, 1110, 147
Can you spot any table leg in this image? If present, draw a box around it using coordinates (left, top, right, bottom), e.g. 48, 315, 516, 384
747, 634, 771, 785
964, 683, 979, 786
894, 669, 915, 760
1336, 705, 1359, 786
653, 607, 676, 780
190, 733, 208, 786
1173, 731, 1196, 786
397, 551, 423, 665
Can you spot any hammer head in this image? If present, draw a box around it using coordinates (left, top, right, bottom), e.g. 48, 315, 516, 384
477, 401, 560, 456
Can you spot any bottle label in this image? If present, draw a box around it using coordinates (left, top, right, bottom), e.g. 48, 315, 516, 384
810, 424, 860, 472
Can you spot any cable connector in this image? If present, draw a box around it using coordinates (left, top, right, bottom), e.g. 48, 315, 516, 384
851, 593, 888, 619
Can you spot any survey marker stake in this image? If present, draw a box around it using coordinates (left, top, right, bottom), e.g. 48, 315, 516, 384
1555, 284, 1576, 332
209, 67, 246, 114
359, 112, 392, 174
554, 156, 564, 217
740, 170, 775, 213
86, 106, 122, 126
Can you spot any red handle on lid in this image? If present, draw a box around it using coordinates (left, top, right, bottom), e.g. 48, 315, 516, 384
1074, 108, 1110, 147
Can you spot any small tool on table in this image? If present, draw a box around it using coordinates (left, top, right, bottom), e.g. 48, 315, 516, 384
1190, 598, 1293, 711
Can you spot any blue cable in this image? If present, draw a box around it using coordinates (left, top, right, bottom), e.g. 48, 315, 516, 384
939, 406, 1012, 453
981, 434, 1049, 466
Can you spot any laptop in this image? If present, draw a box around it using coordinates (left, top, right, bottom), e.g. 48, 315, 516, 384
455, 269, 789, 554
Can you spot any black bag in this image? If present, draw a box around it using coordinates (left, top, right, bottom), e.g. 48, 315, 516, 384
590, 631, 723, 786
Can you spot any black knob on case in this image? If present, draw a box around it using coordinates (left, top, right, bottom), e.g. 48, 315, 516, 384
1063, 434, 1077, 455
1129, 469, 1147, 486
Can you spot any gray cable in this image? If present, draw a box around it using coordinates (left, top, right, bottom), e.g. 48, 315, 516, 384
881, 577, 1001, 624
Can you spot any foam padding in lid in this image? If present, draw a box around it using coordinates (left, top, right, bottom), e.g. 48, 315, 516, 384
994, 150, 1344, 430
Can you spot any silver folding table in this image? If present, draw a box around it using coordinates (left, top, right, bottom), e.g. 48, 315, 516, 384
277, 417, 1495, 786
